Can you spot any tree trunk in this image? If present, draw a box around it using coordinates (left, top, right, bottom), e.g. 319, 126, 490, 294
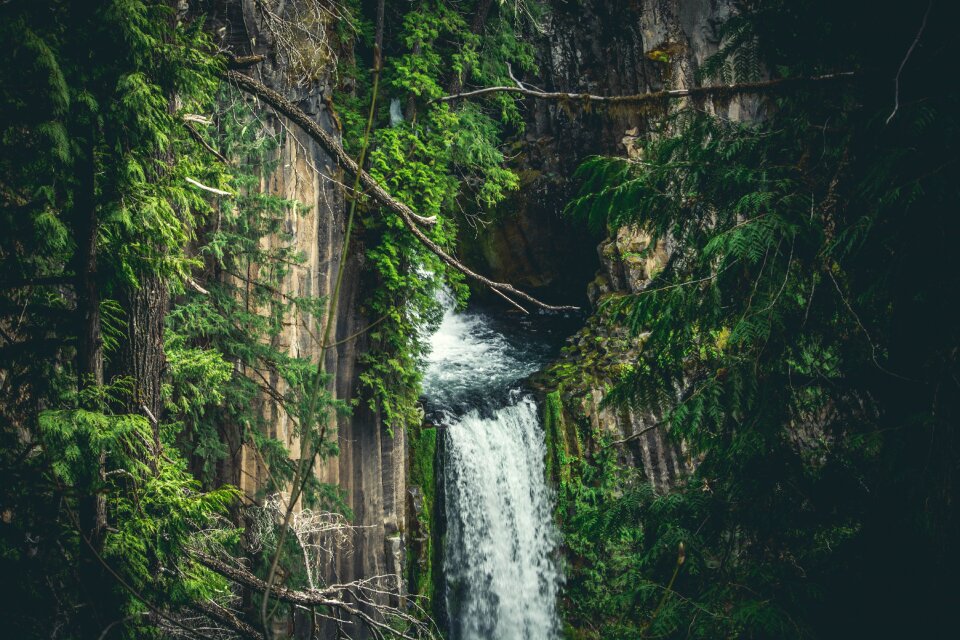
74, 128, 111, 640
116, 272, 168, 427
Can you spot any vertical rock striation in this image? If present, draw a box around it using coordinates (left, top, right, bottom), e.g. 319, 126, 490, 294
206, 0, 405, 614
494, 0, 747, 492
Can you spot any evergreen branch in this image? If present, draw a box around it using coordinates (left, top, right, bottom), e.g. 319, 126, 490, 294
223, 69, 578, 312
64, 505, 214, 640
434, 72, 855, 105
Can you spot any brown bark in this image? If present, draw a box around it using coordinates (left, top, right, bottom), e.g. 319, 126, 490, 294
75, 139, 103, 395
115, 272, 169, 426
109, 0, 175, 466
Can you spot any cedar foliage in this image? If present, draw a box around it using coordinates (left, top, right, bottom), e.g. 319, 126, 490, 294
560, 1, 960, 637
0, 2, 242, 637
1, 0, 544, 635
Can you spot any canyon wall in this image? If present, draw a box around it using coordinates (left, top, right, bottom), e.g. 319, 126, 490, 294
208, 0, 405, 609
485, 0, 750, 491
208, 0, 753, 618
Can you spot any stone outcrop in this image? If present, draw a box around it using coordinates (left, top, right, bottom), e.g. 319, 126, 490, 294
503, 0, 748, 491
206, 0, 405, 616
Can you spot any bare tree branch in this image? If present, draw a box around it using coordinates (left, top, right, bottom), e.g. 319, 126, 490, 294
227, 54, 266, 69
184, 121, 230, 164
885, 0, 932, 125
222, 69, 578, 312
192, 600, 264, 640
435, 72, 855, 105
186, 177, 234, 197
223, 70, 437, 227
191, 551, 435, 639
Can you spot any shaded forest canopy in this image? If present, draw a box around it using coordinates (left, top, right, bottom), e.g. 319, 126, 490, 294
1, 1, 958, 639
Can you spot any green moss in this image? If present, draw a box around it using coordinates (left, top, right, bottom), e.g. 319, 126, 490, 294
409, 425, 437, 506
544, 390, 564, 484
406, 425, 438, 603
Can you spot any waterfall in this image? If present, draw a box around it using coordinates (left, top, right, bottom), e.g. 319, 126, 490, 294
441, 396, 560, 640
422, 294, 563, 640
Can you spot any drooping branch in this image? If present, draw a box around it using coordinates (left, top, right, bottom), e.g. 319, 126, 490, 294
434, 71, 856, 105
391, 199, 578, 311
227, 54, 266, 69
223, 70, 437, 227
223, 69, 578, 312
886, 0, 931, 125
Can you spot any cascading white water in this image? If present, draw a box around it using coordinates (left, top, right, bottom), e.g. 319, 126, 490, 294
422, 294, 563, 640
441, 396, 560, 640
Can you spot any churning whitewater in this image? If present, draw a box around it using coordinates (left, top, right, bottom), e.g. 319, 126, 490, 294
421, 293, 563, 640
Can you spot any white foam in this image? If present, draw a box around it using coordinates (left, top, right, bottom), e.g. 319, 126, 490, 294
421, 293, 561, 640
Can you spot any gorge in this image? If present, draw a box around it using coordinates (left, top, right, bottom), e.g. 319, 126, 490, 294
2, 1, 959, 639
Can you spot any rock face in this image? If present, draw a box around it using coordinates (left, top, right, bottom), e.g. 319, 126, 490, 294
492, 0, 746, 492
207, 0, 405, 616
466, 0, 750, 306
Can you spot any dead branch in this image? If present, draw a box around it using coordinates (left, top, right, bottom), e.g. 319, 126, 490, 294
193, 551, 339, 604
608, 420, 662, 446
186, 177, 234, 197
435, 71, 856, 105
186, 278, 210, 295
251, 0, 353, 84
183, 114, 213, 125
886, 0, 932, 125
192, 600, 264, 640
184, 122, 229, 164
227, 54, 266, 69
191, 551, 434, 639
223, 69, 577, 312
223, 70, 436, 227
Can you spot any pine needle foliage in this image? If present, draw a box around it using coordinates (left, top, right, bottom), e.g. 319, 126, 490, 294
0, 2, 244, 636
560, 1, 960, 637
165, 88, 347, 508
